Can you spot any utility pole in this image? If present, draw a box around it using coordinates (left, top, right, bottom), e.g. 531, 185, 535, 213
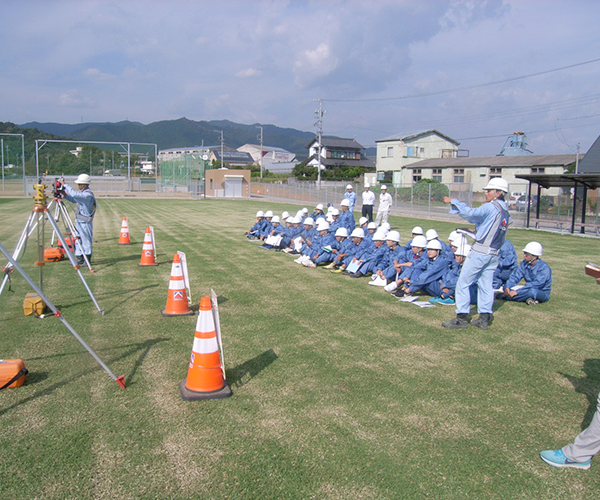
256, 125, 263, 179
576, 142, 581, 174
214, 130, 224, 168
314, 99, 325, 190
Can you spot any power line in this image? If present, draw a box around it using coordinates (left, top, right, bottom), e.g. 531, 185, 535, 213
323, 57, 600, 103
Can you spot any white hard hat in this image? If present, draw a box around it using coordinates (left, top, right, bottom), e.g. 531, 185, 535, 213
372, 231, 386, 241
351, 228, 365, 238
381, 222, 391, 231
335, 227, 348, 237
359, 217, 368, 226
450, 234, 468, 248
292, 216, 302, 224
425, 229, 439, 241
316, 221, 330, 231
455, 244, 471, 257
484, 178, 509, 193
256, 210, 265, 217
381, 184, 388, 190
331, 208, 340, 216
327, 205, 334, 213
412, 226, 424, 235
75, 174, 91, 185
426, 239, 442, 251
286, 216, 294, 224
411, 235, 427, 248
265, 210, 274, 218
340, 199, 350, 207
364, 183, 370, 188
386, 230, 401, 243
272, 215, 280, 223
296, 210, 304, 218
304, 217, 315, 226
302, 207, 308, 214
316, 203, 324, 211
448, 230, 458, 241
326, 214, 334, 223
281, 211, 290, 219
523, 241, 543, 256
346, 184, 353, 190
367, 222, 377, 230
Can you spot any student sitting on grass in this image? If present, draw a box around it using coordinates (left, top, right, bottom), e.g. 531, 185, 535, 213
351, 230, 387, 278
391, 239, 449, 298
429, 244, 473, 304
493, 238, 518, 290
245, 210, 265, 239
503, 241, 552, 305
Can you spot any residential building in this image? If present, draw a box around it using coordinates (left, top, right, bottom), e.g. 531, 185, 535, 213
304, 136, 374, 170
375, 130, 462, 185
237, 143, 297, 174
407, 154, 579, 197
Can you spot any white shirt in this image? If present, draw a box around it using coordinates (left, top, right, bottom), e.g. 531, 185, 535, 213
362, 190, 375, 206
378, 192, 393, 212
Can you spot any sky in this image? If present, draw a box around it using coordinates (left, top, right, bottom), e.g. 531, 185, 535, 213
2, 0, 600, 157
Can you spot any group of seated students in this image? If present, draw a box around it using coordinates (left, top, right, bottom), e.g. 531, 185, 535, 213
244, 202, 552, 306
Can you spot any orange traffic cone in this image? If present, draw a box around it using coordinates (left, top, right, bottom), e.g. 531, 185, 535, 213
138, 227, 157, 266
162, 254, 194, 316
180, 296, 231, 401
118, 217, 131, 245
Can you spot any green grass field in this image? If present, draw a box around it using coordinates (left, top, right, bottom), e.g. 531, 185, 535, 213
1, 197, 599, 499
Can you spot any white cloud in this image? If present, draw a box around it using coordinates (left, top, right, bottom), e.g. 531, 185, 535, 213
236, 68, 263, 79
59, 90, 95, 108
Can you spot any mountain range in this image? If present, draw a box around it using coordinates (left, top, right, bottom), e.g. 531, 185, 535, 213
20, 118, 319, 160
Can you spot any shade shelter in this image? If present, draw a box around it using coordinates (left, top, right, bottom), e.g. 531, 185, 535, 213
515, 173, 600, 234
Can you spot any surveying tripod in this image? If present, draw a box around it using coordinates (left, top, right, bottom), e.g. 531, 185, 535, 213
0, 180, 104, 314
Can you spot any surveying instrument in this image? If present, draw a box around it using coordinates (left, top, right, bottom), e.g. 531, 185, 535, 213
0, 179, 104, 314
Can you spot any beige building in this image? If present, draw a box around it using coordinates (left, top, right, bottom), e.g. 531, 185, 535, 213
407, 154, 578, 197
204, 169, 251, 198
376, 130, 461, 185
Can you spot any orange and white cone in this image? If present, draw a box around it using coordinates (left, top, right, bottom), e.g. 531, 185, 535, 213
138, 227, 157, 266
118, 217, 131, 245
162, 254, 194, 316
180, 296, 231, 401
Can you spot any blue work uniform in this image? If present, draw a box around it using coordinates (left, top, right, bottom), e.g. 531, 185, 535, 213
449, 198, 510, 315
504, 258, 552, 303
493, 239, 518, 289
344, 191, 357, 212
64, 184, 96, 258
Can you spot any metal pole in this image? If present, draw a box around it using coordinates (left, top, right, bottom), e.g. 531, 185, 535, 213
1, 138, 4, 190
257, 125, 263, 179
0, 239, 124, 388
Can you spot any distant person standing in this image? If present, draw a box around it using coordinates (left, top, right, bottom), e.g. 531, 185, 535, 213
344, 184, 357, 213
62, 174, 97, 266
375, 185, 393, 226
361, 183, 375, 222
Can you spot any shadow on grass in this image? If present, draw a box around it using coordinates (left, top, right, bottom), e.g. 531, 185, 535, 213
227, 349, 278, 388
560, 358, 600, 431
0, 337, 169, 417
55, 283, 161, 315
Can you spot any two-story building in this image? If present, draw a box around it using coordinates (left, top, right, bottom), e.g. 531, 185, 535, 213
375, 130, 463, 185
304, 136, 374, 170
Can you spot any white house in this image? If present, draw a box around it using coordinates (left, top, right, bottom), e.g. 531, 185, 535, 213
375, 130, 462, 185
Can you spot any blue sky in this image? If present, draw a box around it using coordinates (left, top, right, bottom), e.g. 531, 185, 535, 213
2, 0, 600, 156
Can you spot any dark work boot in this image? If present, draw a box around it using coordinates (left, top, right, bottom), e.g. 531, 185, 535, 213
442, 313, 469, 329
76, 255, 85, 266
471, 313, 491, 330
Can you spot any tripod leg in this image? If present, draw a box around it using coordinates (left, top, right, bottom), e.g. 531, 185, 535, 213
0, 240, 125, 389
0, 212, 37, 296
56, 201, 95, 273
45, 212, 104, 315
